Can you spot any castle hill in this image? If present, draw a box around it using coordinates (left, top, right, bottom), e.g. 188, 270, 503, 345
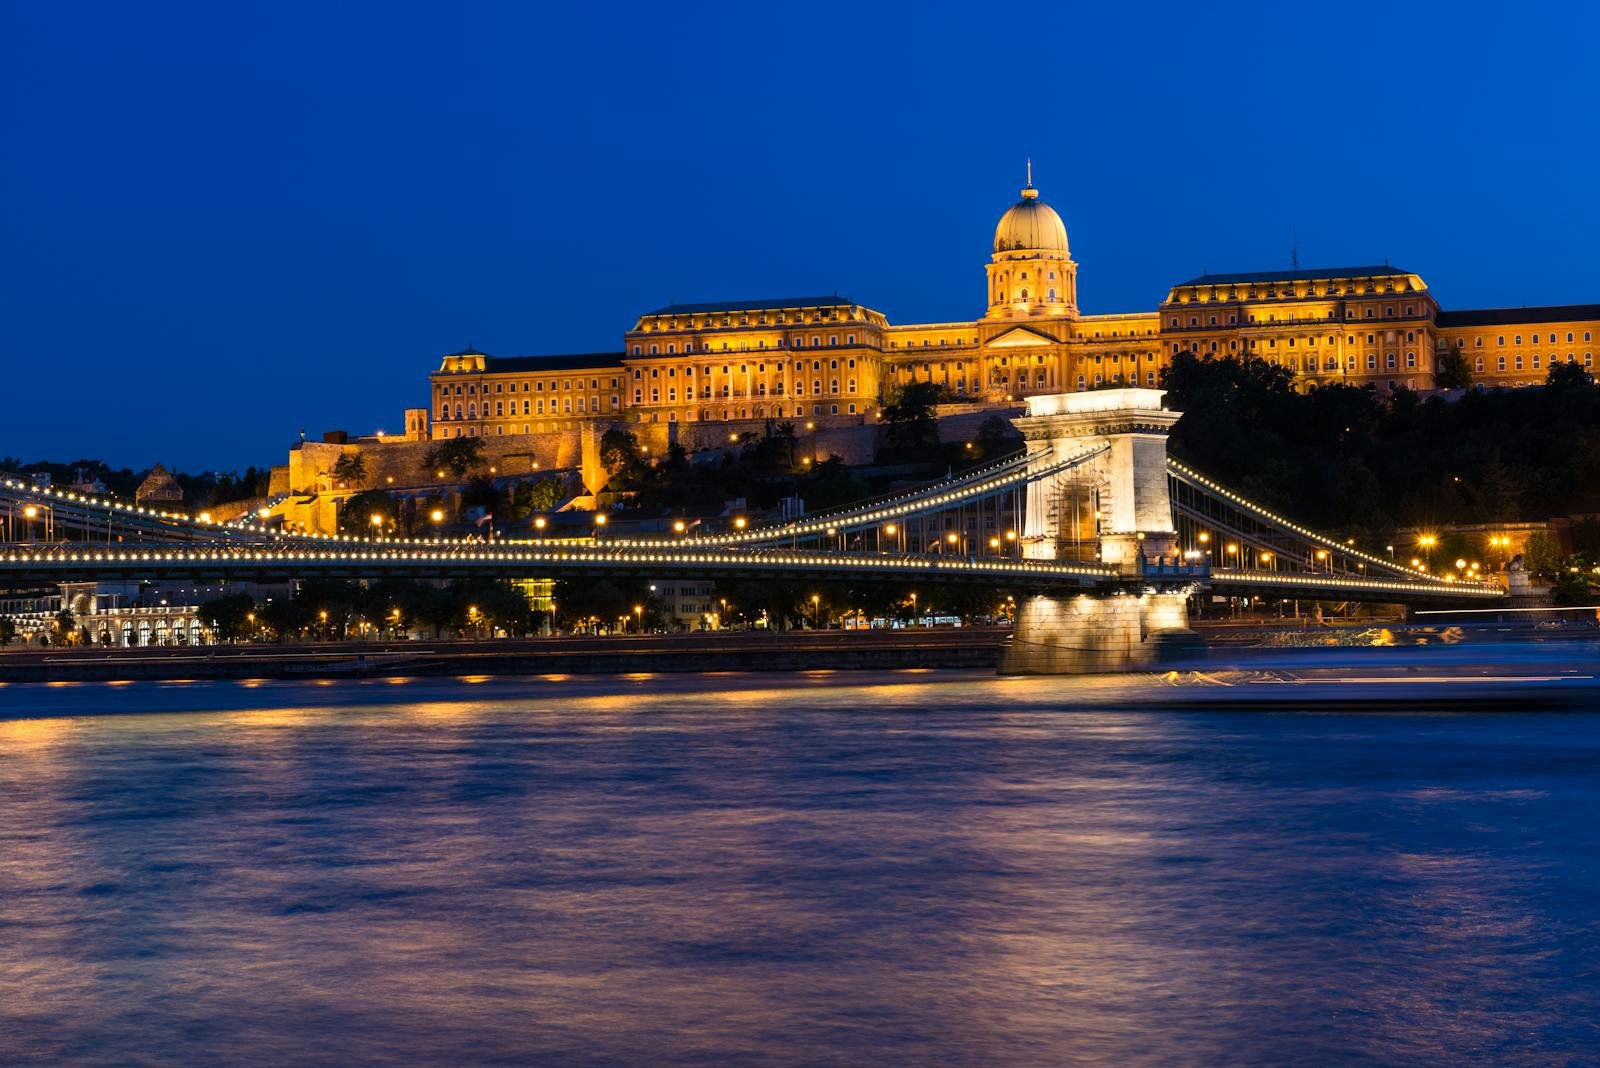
2, 175, 1596, 678
4, 5, 1600, 1063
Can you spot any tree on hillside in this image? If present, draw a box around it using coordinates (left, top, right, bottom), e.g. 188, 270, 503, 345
338, 489, 397, 535
1435, 348, 1473, 389
599, 428, 645, 485
421, 436, 487, 479
881, 381, 947, 454
329, 452, 368, 489
509, 477, 566, 518
973, 415, 1024, 461
1546, 360, 1595, 390
461, 476, 505, 520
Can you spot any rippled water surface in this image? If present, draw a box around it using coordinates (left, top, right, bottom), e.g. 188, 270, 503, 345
2, 671, 1598, 1065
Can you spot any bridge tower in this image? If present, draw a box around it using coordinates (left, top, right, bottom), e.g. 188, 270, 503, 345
1000, 387, 1205, 674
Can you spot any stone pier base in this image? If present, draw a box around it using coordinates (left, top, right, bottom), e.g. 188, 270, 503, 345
998, 591, 1206, 675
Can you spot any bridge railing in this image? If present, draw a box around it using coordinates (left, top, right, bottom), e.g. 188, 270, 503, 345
695, 443, 1110, 548
1166, 458, 1500, 594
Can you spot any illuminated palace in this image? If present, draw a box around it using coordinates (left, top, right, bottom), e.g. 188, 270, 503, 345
428, 174, 1598, 441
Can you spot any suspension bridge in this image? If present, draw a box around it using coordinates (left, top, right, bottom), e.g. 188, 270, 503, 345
0, 388, 1503, 671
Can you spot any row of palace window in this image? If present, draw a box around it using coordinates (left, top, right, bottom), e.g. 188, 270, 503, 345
636, 379, 858, 403
1478, 353, 1594, 372
888, 337, 982, 347
995, 288, 1062, 303
439, 378, 618, 396
1463, 331, 1593, 347
644, 311, 851, 330
1284, 353, 1420, 372
1075, 371, 1161, 389
1172, 305, 1421, 329
893, 353, 1057, 371
440, 395, 622, 420
636, 334, 859, 355
633, 359, 858, 379
642, 404, 859, 423
1178, 281, 1413, 303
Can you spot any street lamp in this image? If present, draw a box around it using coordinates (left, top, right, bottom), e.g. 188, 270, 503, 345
633, 604, 643, 632
534, 516, 547, 532
430, 508, 445, 524
810, 593, 821, 629
369, 513, 385, 534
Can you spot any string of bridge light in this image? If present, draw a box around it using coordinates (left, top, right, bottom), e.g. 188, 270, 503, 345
1166, 460, 1498, 589
690, 444, 1111, 547
729, 450, 1032, 532
6, 451, 1056, 554
0, 544, 1124, 581
0, 477, 284, 539
1208, 567, 1506, 598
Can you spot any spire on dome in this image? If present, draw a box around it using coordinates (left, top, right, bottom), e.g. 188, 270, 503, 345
1022, 158, 1037, 200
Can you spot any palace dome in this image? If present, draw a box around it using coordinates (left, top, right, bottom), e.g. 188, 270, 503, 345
994, 182, 1069, 255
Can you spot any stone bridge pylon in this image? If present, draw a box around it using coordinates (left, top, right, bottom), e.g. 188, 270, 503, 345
1000, 387, 1206, 674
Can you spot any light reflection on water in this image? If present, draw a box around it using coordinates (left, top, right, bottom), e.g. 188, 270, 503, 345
1, 671, 1598, 1065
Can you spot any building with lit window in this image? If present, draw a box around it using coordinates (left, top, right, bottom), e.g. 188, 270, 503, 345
425, 174, 1598, 444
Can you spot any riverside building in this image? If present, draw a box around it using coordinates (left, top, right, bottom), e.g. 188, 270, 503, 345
427, 173, 1598, 443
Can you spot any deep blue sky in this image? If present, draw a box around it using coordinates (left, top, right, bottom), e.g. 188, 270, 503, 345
4, 1, 1597, 472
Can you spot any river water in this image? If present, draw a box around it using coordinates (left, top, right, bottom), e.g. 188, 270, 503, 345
2, 671, 1598, 1065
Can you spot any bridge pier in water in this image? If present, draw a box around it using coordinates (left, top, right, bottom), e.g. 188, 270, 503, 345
999, 388, 1207, 674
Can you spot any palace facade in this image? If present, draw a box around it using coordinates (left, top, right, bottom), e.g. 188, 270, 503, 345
427, 176, 1598, 441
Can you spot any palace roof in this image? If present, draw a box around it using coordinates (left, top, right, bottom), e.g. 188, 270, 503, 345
488, 352, 625, 372
1176, 266, 1412, 287
643, 296, 858, 316
1437, 304, 1600, 328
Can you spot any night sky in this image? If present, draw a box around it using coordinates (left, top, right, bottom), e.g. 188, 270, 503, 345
4, 1, 1597, 471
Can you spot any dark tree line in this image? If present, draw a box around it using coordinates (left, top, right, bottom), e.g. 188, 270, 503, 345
1161, 353, 1600, 544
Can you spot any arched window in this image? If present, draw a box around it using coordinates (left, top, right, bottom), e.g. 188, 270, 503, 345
1048, 289, 1057, 301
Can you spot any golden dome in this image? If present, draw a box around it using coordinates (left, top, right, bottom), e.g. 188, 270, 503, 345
993, 177, 1069, 255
